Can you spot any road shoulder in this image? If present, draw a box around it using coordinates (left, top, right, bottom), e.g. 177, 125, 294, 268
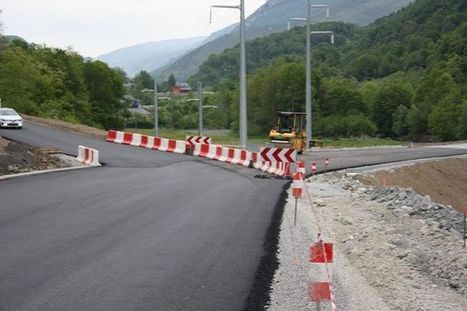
267, 159, 467, 310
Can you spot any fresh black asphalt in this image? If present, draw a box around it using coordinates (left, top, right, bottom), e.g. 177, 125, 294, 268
0, 122, 287, 311
1, 122, 466, 310
300, 145, 467, 175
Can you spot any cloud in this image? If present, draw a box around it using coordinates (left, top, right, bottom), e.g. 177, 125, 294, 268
1, 0, 265, 57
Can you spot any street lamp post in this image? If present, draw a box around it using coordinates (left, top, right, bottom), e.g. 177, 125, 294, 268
154, 80, 158, 137
290, 2, 330, 151
211, 0, 247, 149
141, 80, 159, 137
197, 82, 203, 136
188, 87, 216, 136
154, 79, 159, 137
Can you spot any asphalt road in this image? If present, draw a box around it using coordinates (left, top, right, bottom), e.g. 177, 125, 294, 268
300, 144, 467, 175
1, 122, 466, 311
0, 122, 286, 311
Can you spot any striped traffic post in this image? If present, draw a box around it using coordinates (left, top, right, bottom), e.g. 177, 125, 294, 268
309, 235, 337, 311
297, 160, 306, 178
292, 171, 303, 226
311, 162, 318, 176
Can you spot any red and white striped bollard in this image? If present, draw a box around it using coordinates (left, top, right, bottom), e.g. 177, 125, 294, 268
311, 162, 318, 176
309, 234, 338, 311
292, 171, 303, 226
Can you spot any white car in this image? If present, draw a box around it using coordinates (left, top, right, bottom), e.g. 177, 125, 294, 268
0, 108, 23, 128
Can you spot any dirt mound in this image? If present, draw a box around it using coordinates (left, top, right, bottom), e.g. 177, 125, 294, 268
0, 137, 70, 176
360, 157, 467, 213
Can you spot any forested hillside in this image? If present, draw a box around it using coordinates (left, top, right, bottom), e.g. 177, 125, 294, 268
194, 0, 467, 141
0, 39, 127, 130
156, 0, 412, 81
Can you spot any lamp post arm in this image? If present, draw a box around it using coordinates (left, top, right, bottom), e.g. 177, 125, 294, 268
210, 5, 240, 23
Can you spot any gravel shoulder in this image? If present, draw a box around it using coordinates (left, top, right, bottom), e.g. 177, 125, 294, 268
268, 159, 467, 311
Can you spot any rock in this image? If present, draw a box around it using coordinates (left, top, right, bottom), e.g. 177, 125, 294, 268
340, 216, 353, 225
397, 250, 410, 259
438, 219, 450, 229
376, 197, 387, 203
7, 165, 20, 173
420, 205, 430, 211
449, 281, 460, 289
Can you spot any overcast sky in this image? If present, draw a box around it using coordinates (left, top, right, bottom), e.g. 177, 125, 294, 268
1, 0, 266, 57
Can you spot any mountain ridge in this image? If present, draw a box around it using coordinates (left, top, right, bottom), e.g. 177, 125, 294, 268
154, 0, 413, 81
97, 36, 206, 77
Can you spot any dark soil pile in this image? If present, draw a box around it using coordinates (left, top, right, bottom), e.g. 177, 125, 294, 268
0, 137, 70, 176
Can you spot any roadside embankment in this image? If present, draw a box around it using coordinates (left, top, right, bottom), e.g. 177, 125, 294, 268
23, 115, 107, 139
357, 157, 467, 213
268, 157, 467, 311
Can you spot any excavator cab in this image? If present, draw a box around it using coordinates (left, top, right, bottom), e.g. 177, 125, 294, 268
269, 112, 307, 153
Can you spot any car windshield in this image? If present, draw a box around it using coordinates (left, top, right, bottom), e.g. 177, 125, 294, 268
0, 109, 19, 116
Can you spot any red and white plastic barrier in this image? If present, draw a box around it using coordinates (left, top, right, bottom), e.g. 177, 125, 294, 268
106, 130, 186, 154
193, 143, 251, 167
77, 145, 101, 166
259, 146, 297, 163
254, 161, 291, 177
252, 147, 296, 177
309, 237, 337, 310
107, 130, 300, 176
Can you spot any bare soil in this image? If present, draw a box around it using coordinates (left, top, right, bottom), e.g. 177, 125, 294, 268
0, 137, 70, 176
360, 158, 467, 212
23, 115, 107, 139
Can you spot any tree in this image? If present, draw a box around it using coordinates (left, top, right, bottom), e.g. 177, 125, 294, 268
83, 60, 125, 129
392, 104, 409, 137
168, 73, 176, 90
133, 70, 153, 91
429, 99, 461, 141
406, 104, 427, 140
319, 78, 365, 116
458, 101, 467, 139
371, 82, 413, 137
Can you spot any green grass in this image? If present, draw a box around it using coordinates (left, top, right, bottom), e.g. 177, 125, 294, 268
125, 128, 406, 148
319, 137, 406, 148
124, 128, 268, 146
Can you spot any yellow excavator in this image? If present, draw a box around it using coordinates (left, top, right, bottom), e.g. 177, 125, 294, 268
269, 111, 307, 153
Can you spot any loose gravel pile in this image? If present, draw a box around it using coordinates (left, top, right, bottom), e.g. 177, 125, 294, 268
343, 176, 466, 295
356, 185, 464, 237
267, 168, 467, 311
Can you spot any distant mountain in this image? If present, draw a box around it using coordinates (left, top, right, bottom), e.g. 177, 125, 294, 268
97, 37, 206, 77
154, 0, 413, 81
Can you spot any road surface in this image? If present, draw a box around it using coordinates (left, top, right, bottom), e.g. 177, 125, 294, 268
0, 123, 286, 311
1, 122, 466, 310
